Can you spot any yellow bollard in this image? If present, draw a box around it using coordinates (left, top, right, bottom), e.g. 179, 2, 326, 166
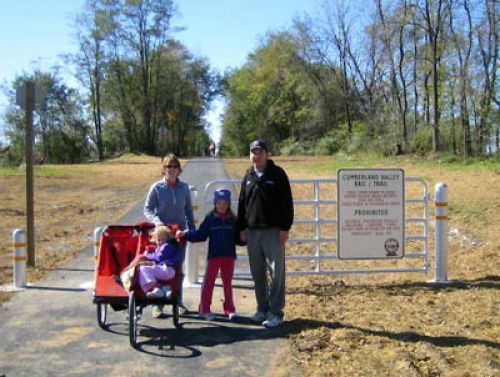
434, 183, 449, 282
13, 228, 27, 288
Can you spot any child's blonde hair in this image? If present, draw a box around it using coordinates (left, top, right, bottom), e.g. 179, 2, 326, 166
150, 225, 172, 243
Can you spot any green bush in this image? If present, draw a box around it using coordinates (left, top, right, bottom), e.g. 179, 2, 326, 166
406, 125, 434, 154
279, 138, 315, 155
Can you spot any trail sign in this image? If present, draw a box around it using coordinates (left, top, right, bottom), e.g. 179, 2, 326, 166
15, 82, 47, 111
337, 168, 405, 259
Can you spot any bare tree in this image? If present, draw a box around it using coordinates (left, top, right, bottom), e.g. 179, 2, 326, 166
421, 0, 449, 152
73, 0, 107, 160
449, 0, 473, 157
476, 0, 498, 153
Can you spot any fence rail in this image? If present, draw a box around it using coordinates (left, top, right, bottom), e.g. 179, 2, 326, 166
194, 176, 435, 280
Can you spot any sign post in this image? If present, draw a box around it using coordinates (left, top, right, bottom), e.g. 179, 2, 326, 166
15, 81, 47, 267
337, 169, 405, 259
24, 81, 36, 267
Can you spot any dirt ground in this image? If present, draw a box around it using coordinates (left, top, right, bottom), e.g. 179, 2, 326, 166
0, 154, 164, 303
224, 155, 500, 377
1, 154, 498, 376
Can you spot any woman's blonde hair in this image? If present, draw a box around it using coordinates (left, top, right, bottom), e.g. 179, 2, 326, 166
150, 225, 172, 242
161, 153, 182, 175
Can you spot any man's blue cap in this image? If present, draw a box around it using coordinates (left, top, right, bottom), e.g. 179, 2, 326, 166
214, 189, 231, 204
249, 139, 268, 152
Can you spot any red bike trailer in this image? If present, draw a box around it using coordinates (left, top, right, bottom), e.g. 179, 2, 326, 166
93, 222, 182, 348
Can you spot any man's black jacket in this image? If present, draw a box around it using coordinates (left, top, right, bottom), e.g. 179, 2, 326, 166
237, 159, 294, 231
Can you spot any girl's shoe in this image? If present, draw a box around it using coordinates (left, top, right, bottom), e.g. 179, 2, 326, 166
198, 312, 216, 321
161, 285, 172, 299
151, 305, 163, 318
146, 287, 165, 298
227, 312, 236, 320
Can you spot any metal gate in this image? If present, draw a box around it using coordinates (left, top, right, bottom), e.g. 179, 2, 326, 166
197, 177, 432, 278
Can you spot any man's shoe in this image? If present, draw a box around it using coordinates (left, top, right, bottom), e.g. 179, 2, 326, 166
263, 315, 283, 328
151, 305, 163, 318
250, 311, 267, 323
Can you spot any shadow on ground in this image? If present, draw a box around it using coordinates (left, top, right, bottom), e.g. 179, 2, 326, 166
98, 301, 499, 358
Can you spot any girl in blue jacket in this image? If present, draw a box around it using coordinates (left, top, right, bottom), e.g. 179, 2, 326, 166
179, 189, 244, 320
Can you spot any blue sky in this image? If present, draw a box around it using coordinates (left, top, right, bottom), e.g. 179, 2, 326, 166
0, 0, 324, 142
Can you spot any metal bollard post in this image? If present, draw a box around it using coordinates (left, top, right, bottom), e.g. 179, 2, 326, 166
434, 183, 449, 282
93, 227, 104, 266
13, 229, 27, 288
185, 186, 199, 285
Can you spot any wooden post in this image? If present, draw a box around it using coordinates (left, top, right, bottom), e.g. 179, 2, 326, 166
25, 81, 35, 267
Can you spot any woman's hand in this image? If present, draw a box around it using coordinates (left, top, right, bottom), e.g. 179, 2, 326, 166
279, 230, 289, 244
175, 230, 186, 238
240, 230, 248, 243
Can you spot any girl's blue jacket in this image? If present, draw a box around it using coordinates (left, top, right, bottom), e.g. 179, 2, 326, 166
184, 210, 245, 259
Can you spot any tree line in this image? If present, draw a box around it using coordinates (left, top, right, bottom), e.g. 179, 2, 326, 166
221, 0, 498, 158
1, 0, 217, 164
1, 0, 498, 164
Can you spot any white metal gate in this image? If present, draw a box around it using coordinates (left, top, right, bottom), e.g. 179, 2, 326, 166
198, 177, 432, 278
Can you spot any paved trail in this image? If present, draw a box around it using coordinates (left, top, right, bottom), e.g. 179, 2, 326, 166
0, 158, 291, 377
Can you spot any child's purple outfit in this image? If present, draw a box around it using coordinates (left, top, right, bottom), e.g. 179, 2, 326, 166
138, 241, 180, 293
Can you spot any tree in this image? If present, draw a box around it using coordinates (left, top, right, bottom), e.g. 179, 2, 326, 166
3, 70, 91, 164
72, 0, 108, 160
221, 32, 321, 155
475, 0, 498, 154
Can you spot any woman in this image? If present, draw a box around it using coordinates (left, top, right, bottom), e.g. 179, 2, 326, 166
144, 154, 195, 317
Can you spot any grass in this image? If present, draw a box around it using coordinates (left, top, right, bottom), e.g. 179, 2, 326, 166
223, 154, 500, 377
0, 165, 82, 176
0, 155, 164, 305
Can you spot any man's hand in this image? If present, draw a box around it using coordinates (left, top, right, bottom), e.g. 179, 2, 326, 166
175, 230, 186, 238
240, 230, 248, 243
279, 230, 289, 244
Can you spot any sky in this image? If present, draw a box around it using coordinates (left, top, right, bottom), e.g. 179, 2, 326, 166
0, 0, 325, 143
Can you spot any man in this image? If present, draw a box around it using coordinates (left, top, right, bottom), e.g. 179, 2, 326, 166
237, 140, 294, 328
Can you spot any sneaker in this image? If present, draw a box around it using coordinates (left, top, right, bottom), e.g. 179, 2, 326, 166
179, 303, 190, 314
227, 312, 236, 320
146, 287, 165, 298
151, 305, 163, 318
199, 312, 216, 321
250, 311, 267, 323
161, 285, 172, 299
263, 314, 283, 328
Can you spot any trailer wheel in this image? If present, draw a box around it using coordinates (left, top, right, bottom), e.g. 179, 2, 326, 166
173, 301, 181, 328
97, 303, 108, 329
128, 292, 138, 348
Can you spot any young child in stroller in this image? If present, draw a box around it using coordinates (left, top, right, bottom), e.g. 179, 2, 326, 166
138, 225, 181, 298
